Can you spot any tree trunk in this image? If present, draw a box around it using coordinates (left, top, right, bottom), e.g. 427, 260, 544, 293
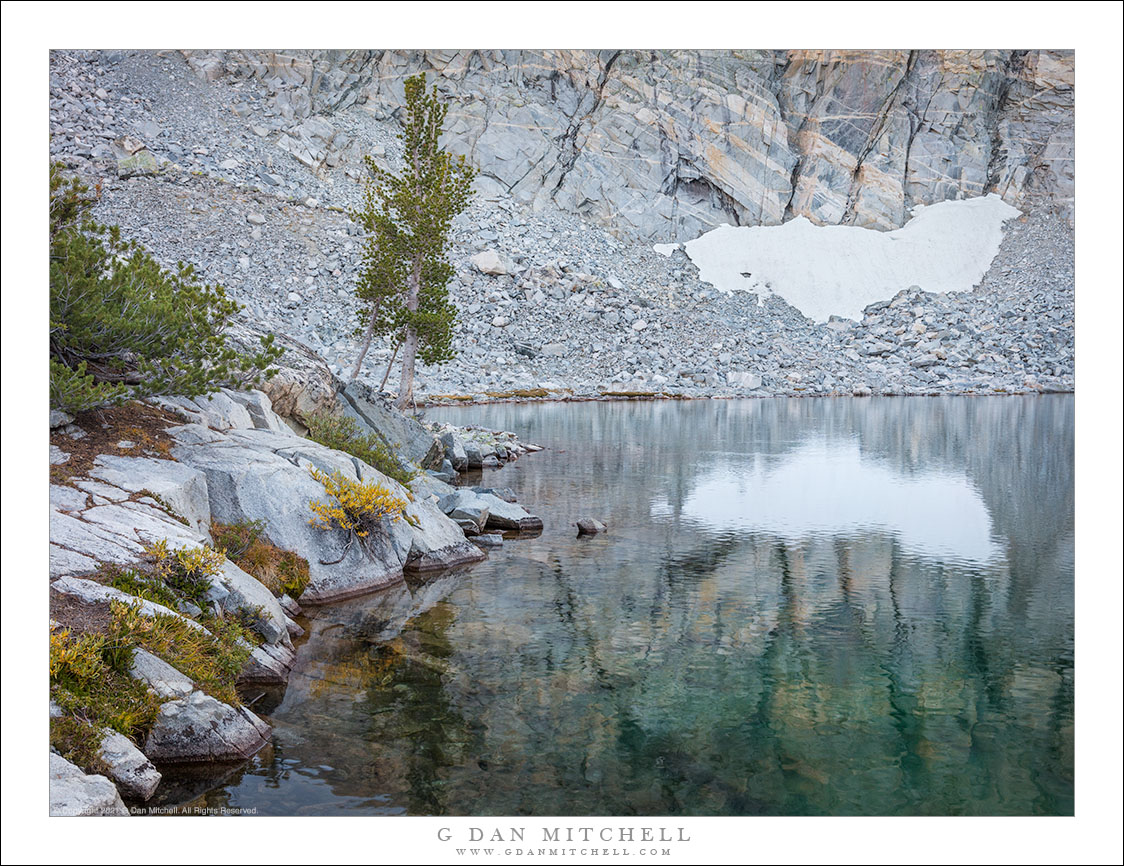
348, 311, 380, 382
395, 330, 418, 411
394, 256, 423, 411
379, 340, 401, 392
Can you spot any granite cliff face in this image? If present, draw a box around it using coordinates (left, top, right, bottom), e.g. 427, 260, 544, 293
183, 49, 1075, 240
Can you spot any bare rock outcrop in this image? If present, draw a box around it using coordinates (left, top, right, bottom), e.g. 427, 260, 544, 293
183, 49, 1074, 238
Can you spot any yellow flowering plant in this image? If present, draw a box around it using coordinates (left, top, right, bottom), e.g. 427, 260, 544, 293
307, 467, 408, 564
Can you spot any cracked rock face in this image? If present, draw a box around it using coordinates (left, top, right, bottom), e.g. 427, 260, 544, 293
143, 691, 271, 764
184, 49, 1074, 239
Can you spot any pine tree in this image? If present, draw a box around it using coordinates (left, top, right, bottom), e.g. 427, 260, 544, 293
347, 73, 475, 409
49, 162, 282, 413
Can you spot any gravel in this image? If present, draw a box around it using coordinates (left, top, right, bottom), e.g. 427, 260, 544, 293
49, 49, 1075, 401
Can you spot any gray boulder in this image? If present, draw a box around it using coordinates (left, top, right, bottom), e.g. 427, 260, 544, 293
226, 323, 340, 428
117, 149, 159, 178
463, 442, 484, 470
170, 430, 406, 603
471, 486, 519, 504
129, 649, 195, 699
97, 729, 161, 801
411, 472, 457, 502
241, 640, 296, 684
403, 495, 486, 571
171, 424, 481, 603
49, 546, 100, 578
476, 493, 544, 532
340, 381, 444, 469
727, 371, 763, 390
438, 490, 491, 533
49, 753, 129, 816
143, 691, 271, 764
225, 389, 289, 433
471, 249, 508, 275
213, 559, 291, 648
151, 390, 255, 431
439, 430, 469, 471
51, 578, 206, 631
576, 518, 607, 536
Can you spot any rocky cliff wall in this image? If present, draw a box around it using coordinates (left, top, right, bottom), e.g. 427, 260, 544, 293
183, 49, 1074, 240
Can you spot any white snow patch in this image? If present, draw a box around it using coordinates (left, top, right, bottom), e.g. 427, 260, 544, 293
652, 242, 680, 257
682, 194, 1021, 322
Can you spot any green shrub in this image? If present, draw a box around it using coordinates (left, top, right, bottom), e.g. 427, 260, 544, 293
49, 162, 282, 413
145, 539, 225, 607
103, 564, 181, 610
49, 620, 164, 764
49, 591, 258, 770
308, 467, 408, 537
111, 601, 252, 706
306, 411, 417, 485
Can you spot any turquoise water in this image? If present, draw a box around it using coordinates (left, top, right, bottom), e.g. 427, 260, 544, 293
188, 396, 1073, 815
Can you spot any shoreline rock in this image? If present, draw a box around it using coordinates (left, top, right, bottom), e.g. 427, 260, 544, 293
49, 754, 129, 817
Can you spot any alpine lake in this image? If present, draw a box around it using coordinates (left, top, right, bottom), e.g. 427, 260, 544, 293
166, 395, 1073, 816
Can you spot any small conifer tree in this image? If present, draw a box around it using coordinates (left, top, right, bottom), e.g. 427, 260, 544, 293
348, 73, 475, 409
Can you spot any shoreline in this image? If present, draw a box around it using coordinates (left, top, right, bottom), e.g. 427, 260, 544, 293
417, 386, 1076, 408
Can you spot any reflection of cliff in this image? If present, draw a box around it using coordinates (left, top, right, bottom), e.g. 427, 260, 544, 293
418, 397, 1073, 814
201, 398, 1073, 815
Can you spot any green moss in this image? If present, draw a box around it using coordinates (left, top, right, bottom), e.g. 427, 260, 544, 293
135, 489, 189, 526
306, 411, 417, 485
50, 716, 112, 776
211, 518, 265, 560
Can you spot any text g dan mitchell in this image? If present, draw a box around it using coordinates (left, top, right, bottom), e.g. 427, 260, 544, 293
437, 827, 691, 843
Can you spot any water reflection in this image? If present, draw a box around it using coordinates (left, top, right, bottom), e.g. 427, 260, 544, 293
190, 396, 1072, 816
651, 439, 1001, 565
